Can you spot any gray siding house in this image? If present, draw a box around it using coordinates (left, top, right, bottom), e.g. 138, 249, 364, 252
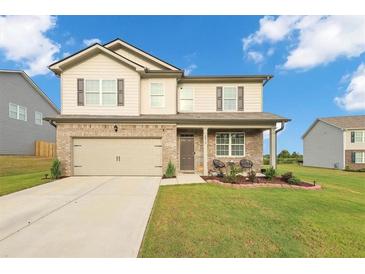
0, 70, 59, 155
303, 115, 365, 170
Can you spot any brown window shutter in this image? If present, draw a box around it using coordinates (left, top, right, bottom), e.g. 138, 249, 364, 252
351, 132, 355, 143
117, 79, 124, 106
77, 79, 84, 106
216, 86, 223, 111
238, 86, 244, 111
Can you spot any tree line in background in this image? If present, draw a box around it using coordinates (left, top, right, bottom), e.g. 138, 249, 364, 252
263, 150, 303, 165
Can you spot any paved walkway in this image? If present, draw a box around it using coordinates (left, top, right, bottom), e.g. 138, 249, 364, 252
160, 173, 206, 185
0, 176, 160, 257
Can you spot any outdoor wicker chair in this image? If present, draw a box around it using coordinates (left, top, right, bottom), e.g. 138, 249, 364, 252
213, 159, 226, 177
239, 159, 253, 172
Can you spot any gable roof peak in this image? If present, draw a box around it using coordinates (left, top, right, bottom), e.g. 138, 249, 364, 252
104, 38, 181, 71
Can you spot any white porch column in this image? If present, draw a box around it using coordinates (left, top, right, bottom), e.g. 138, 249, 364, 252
203, 127, 208, 176
270, 127, 277, 169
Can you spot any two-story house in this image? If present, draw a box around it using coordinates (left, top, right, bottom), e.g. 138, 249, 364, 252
46, 38, 290, 177
0, 70, 59, 155
303, 115, 365, 170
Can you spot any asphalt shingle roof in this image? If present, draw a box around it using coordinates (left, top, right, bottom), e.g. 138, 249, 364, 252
319, 115, 365, 129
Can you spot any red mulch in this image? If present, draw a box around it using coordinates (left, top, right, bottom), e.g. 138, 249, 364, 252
201, 176, 317, 188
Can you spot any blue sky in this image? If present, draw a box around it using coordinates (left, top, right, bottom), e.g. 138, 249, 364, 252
1, 16, 364, 153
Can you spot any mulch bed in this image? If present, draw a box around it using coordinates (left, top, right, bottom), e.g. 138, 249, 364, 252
201, 176, 321, 190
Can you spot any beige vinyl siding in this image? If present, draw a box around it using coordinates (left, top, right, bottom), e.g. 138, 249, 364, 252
140, 78, 177, 114
115, 48, 162, 70
344, 129, 365, 150
61, 53, 140, 116
177, 82, 263, 112
303, 121, 344, 169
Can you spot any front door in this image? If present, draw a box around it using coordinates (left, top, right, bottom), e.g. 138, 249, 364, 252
180, 135, 194, 171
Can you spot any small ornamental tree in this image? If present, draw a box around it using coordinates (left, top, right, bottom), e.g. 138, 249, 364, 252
50, 159, 61, 179
165, 160, 176, 178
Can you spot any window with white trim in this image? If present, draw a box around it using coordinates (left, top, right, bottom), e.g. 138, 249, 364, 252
150, 83, 164, 108
354, 131, 365, 143
223, 87, 237, 111
354, 152, 365, 163
35, 111, 43, 125
216, 132, 245, 156
179, 87, 193, 112
9, 103, 27, 121
85, 79, 117, 106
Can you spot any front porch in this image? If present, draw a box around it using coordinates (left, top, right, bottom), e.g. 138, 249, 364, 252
176, 124, 281, 176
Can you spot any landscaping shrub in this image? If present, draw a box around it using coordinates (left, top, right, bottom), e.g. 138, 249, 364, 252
50, 159, 61, 179
281, 172, 293, 182
264, 167, 276, 180
247, 170, 256, 183
164, 160, 176, 178
223, 163, 242, 184
288, 176, 301, 185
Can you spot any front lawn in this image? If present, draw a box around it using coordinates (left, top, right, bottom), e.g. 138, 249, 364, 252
0, 156, 53, 196
139, 164, 365, 257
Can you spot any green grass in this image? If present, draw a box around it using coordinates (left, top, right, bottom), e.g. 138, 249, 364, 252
140, 164, 365, 258
0, 156, 53, 196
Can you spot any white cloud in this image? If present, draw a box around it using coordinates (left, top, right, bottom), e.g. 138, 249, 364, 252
0, 15, 60, 76
335, 63, 365, 111
83, 38, 101, 46
247, 51, 264, 64
243, 16, 302, 50
267, 48, 275, 56
243, 16, 365, 70
184, 64, 197, 75
62, 52, 71, 58
65, 37, 75, 46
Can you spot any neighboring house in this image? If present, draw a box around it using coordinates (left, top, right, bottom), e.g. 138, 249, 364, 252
46, 38, 289, 176
0, 70, 59, 155
303, 115, 365, 170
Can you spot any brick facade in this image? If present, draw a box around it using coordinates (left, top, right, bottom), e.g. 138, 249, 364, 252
57, 123, 263, 176
56, 123, 177, 176
177, 128, 263, 174
345, 149, 365, 170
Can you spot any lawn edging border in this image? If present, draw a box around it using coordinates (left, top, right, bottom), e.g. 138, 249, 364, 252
206, 180, 322, 190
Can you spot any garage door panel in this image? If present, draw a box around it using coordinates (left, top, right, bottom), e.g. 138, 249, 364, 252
73, 138, 162, 176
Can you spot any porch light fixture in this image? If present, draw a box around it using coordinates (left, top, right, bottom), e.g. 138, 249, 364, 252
114, 125, 118, 132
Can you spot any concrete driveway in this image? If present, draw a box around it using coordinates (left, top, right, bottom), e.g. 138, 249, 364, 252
0, 176, 160, 257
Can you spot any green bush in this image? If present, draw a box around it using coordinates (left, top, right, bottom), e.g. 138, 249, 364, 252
264, 167, 276, 180
50, 159, 61, 179
223, 163, 242, 184
281, 172, 293, 182
247, 170, 256, 183
164, 160, 176, 178
288, 176, 301, 185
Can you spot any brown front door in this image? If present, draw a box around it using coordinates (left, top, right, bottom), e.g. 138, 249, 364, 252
180, 135, 194, 171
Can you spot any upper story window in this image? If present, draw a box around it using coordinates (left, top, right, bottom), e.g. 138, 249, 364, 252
35, 111, 43, 125
223, 87, 237, 111
9, 103, 27, 121
351, 130, 365, 143
150, 83, 164, 108
85, 79, 117, 106
179, 87, 194, 112
216, 132, 245, 157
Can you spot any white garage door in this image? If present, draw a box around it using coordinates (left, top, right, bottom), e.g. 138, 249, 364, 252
73, 138, 162, 176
